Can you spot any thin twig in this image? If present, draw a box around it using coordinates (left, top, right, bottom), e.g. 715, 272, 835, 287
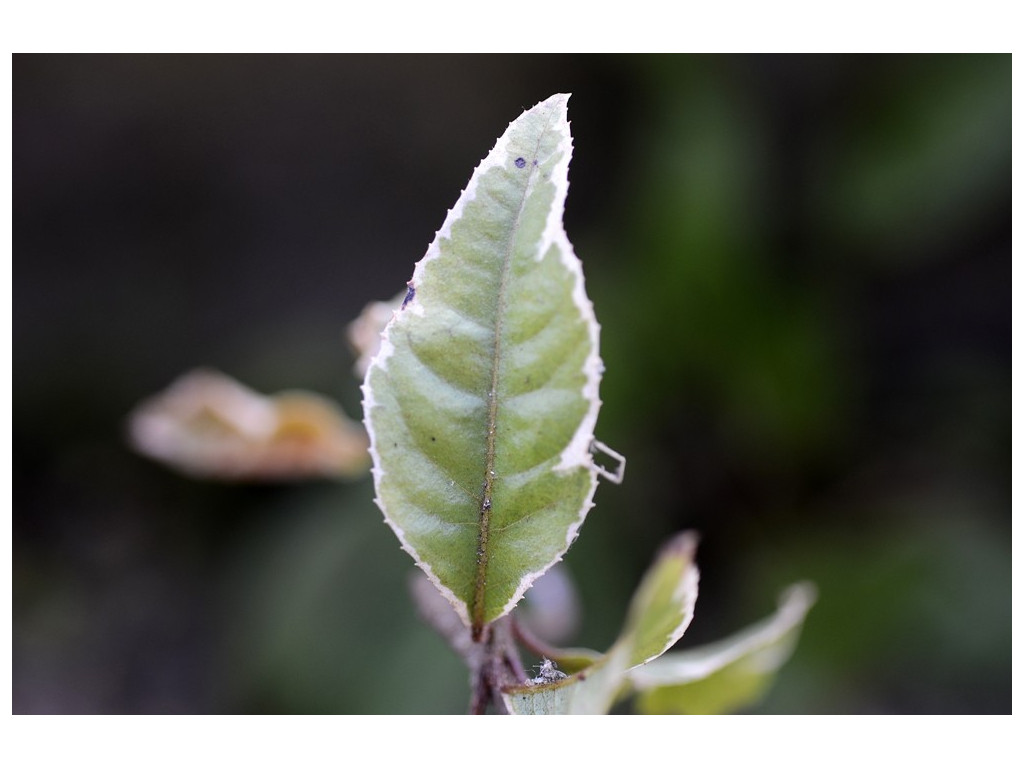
512, 614, 567, 661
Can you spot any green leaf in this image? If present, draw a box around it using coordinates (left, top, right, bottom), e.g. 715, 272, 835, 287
629, 582, 816, 714
622, 532, 700, 668
362, 94, 616, 635
502, 532, 700, 714
503, 645, 632, 715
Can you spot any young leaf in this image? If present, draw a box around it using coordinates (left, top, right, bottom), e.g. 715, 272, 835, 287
621, 532, 700, 668
629, 582, 817, 714
502, 532, 700, 714
362, 94, 613, 635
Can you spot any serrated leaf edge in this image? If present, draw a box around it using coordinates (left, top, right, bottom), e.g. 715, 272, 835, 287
361, 94, 607, 629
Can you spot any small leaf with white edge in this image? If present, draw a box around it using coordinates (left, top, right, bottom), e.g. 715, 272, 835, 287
362, 94, 617, 636
629, 582, 817, 714
502, 531, 700, 714
621, 531, 700, 668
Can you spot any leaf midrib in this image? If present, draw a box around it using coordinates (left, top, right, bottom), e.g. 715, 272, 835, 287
470, 119, 556, 636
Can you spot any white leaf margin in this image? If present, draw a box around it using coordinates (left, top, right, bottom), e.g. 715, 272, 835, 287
502, 532, 700, 714
361, 94, 617, 629
503, 574, 816, 714
629, 581, 817, 691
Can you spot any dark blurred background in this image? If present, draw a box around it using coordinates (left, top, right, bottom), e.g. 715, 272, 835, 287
13, 54, 1010, 714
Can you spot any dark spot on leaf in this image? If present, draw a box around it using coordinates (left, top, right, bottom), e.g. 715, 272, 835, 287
514, 157, 526, 169
401, 282, 416, 309
430, 436, 436, 442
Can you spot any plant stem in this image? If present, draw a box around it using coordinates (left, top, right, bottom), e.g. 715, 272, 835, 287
468, 615, 527, 714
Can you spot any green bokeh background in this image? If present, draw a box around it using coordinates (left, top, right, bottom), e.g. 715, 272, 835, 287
13, 54, 1010, 713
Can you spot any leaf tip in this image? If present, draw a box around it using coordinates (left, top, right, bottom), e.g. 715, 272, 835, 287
779, 580, 818, 616
663, 530, 700, 562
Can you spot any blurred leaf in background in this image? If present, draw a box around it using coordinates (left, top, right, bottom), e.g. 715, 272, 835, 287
128, 368, 369, 481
